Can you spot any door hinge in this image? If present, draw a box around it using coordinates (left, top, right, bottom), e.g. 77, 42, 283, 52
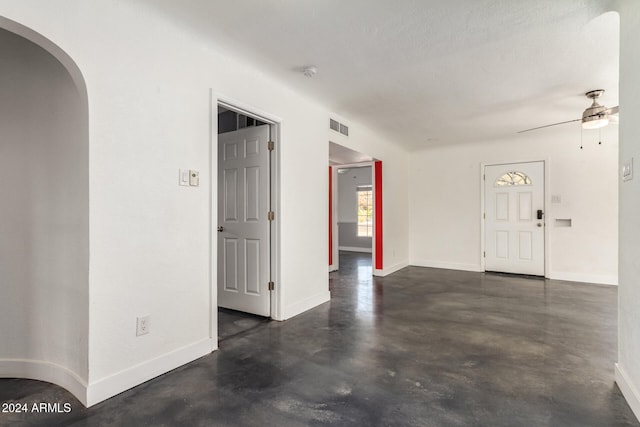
268, 140, 275, 151
483, 212, 486, 219
268, 281, 275, 291
483, 251, 486, 258
268, 211, 275, 221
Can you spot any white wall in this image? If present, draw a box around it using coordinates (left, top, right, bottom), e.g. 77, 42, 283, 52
0, 0, 410, 406
409, 124, 619, 285
615, 0, 640, 421
0, 27, 89, 382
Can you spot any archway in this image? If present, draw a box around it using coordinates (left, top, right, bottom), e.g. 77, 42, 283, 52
0, 18, 90, 405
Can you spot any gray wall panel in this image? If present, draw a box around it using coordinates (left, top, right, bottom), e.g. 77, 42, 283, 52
338, 222, 372, 250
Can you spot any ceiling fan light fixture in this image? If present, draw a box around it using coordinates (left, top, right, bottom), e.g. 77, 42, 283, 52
582, 115, 609, 129
517, 89, 619, 134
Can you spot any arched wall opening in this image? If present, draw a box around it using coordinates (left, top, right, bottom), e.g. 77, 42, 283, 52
0, 19, 90, 404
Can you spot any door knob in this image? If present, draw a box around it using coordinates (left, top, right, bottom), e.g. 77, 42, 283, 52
537, 223, 542, 227
217, 226, 224, 232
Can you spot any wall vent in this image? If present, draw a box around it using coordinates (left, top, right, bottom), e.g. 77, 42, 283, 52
330, 118, 349, 136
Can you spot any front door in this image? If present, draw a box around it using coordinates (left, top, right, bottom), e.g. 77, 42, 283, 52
484, 161, 545, 276
218, 125, 271, 316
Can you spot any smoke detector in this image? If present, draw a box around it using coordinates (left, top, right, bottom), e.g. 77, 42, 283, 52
303, 66, 317, 78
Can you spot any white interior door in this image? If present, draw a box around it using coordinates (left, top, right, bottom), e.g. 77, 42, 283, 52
485, 161, 545, 276
218, 125, 270, 316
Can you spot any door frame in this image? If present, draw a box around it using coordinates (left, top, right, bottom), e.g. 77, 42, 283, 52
330, 162, 379, 274
329, 165, 336, 272
210, 91, 283, 345
480, 158, 550, 277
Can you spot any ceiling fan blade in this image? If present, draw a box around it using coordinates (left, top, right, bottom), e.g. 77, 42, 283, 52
517, 118, 582, 134
605, 105, 619, 115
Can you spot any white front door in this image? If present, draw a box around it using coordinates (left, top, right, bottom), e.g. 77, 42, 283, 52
218, 125, 271, 317
484, 161, 545, 276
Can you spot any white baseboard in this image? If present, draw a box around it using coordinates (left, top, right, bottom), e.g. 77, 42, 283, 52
410, 259, 482, 272
548, 271, 618, 286
86, 337, 214, 407
283, 291, 330, 320
338, 246, 372, 253
0, 359, 88, 406
615, 363, 640, 422
407, 262, 618, 285
374, 261, 409, 277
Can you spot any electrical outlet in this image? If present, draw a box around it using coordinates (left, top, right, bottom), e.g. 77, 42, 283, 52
136, 315, 150, 336
623, 158, 634, 182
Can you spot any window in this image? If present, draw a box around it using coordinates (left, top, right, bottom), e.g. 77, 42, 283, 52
495, 171, 532, 187
357, 185, 373, 237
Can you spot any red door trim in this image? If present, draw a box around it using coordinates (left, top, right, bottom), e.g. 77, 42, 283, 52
329, 166, 333, 266
374, 161, 383, 270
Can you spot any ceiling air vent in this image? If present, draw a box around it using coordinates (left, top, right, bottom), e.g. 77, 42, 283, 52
330, 118, 349, 136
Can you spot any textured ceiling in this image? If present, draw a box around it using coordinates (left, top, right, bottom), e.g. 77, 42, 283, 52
139, 0, 620, 151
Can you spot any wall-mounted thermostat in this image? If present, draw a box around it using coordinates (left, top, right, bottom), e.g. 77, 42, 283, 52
622, 158, 634, 182
189, 170, 200, 186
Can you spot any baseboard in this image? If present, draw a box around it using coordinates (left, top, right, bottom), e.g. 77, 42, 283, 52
615, 363, 640, 422
282, 291, 330, 320
0, 359, 88, 406
373, 261, 409, 277
338, 246, 372, 253
86, 337, 214, 407
548, 271, 618, 286
410, 260, 482, 272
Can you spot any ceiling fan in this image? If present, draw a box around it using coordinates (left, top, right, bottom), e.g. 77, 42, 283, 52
518, 90, 619, 134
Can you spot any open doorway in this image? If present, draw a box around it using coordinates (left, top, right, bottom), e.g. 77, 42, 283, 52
329, 142, 383, 275
215, 102, 279, 341
336, 165, 374, 272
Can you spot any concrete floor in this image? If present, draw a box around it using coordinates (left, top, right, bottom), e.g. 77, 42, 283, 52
217, 308, 270, 342
1, 251, 638, 426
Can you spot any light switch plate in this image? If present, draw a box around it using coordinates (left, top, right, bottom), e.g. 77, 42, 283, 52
623, 158, 634, 182
179, 169, 190, 186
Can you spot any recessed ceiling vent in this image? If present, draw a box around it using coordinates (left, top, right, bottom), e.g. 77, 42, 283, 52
330, 118, 349, 136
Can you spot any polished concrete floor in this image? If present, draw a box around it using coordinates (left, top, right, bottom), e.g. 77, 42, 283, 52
218, 308, 270, 342
1, 251, 638, 426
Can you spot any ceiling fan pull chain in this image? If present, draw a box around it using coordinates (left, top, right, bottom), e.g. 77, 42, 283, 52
599, 128, 602, 145
580, 128, 583, 150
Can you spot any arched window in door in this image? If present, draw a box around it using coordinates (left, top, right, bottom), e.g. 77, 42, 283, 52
495, 171, 532, 187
